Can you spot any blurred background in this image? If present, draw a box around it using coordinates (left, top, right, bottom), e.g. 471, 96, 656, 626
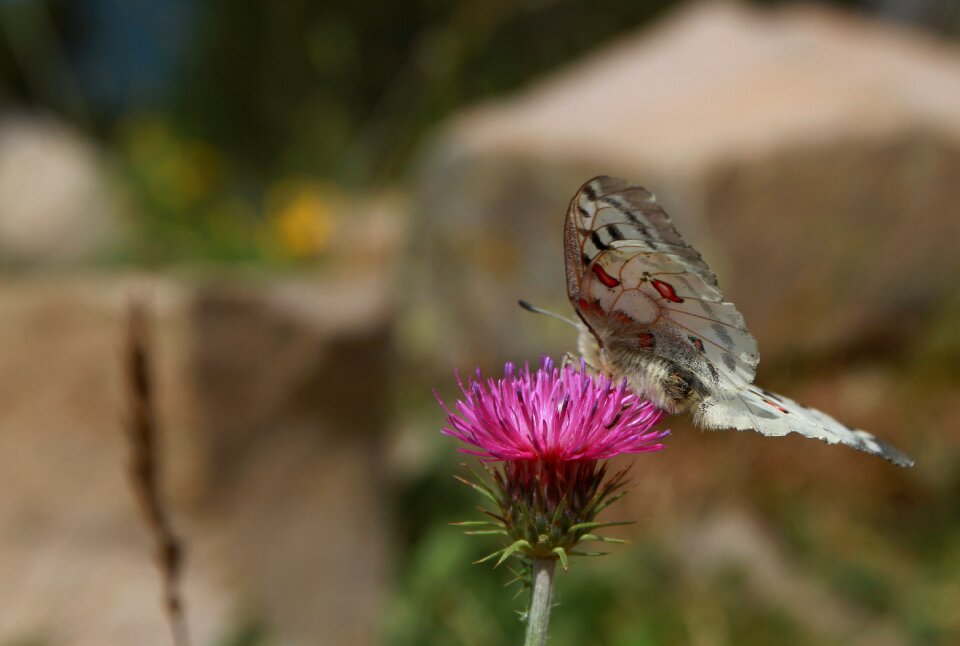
0, 0, 958, 644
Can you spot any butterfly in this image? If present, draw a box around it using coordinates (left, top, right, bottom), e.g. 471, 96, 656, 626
561, 175, 913, 467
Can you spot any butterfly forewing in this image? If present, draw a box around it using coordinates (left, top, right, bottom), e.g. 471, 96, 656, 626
564, 176, 759, 395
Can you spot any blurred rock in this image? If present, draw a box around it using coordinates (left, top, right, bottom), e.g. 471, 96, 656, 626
414, 2, 960, 369
0, 273, 394, 645
183, 276, 395, 646
674, 507, 907, 646
0, 114, 119, 264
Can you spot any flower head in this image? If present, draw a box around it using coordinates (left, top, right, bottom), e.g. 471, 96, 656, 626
438, 357, 668, 568
438, 357, 667, 462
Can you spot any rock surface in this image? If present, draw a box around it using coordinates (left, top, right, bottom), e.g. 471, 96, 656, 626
414, 2, 960, 368
0, 274, 394, 645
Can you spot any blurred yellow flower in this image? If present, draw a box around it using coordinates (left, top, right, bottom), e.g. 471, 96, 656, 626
121, 116, 224, 211
268, 182, 338, 259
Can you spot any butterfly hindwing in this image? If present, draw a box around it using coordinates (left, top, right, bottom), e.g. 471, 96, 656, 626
698, 386, 914, 467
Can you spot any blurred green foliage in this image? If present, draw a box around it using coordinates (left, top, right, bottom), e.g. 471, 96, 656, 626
1, 0, 703, 264
9, 0, 935, 264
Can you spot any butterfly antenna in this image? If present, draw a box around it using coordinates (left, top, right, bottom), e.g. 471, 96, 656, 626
517, 300, 580, 329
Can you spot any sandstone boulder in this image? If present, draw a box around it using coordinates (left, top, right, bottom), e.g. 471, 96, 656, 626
414, 2, 960, 369
0, 273, 394, 645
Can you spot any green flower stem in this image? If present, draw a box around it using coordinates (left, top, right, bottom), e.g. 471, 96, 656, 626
524, 557, 556, 646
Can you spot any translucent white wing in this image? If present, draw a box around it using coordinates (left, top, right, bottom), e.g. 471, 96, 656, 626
698, 386, 914, 467
564, 175, 758, 396
564, 176, 719, 296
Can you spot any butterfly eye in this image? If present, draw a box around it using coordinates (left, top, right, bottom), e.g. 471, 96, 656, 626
665, 372, 694, 400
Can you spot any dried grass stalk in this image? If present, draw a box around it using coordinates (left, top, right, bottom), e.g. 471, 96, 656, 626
125, 299, 190, 646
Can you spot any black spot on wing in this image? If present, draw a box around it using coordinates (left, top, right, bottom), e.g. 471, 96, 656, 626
712, 323, 734, 348
590, 230, 610, 251
722, 354, 736, 371
760, 389, 783, 403
622, 210, 650, 237
601, 194, 630, 211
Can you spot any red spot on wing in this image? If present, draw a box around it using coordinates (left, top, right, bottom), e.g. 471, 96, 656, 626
688, 336, 705, 352
637, 331, 656, 350
591, 264, 621, 288
762, 399, 790, 414
652, 279, 683, 303
578, 297, 605, 316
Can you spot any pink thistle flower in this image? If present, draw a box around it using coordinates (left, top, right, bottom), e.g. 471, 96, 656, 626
438, 357, 667, 462
438, 357, 669, 569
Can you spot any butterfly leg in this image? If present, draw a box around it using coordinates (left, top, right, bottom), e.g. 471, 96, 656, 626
562, 352, 602, 378
561, 352, 579, 369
